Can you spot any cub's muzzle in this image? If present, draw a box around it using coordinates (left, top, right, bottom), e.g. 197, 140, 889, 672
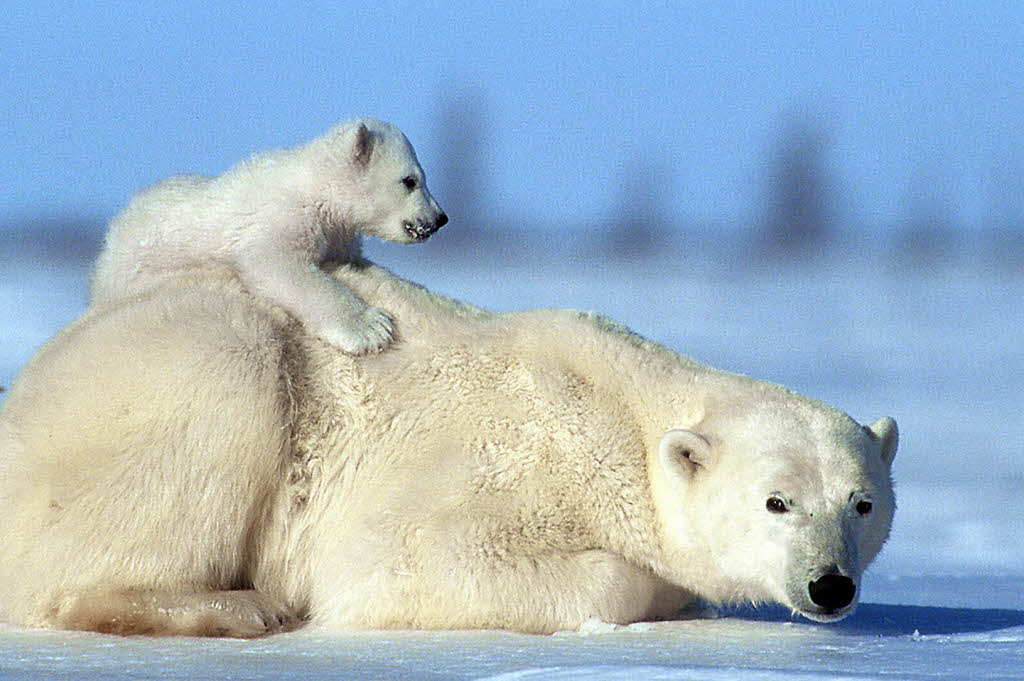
403, 212, 448, 241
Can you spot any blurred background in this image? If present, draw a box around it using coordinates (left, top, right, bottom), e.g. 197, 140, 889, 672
2, 2, 1022, 576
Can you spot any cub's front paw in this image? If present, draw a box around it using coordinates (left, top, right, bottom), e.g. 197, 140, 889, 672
319, 307, 396, 355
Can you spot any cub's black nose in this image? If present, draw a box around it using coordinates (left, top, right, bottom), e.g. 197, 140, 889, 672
808, 574, 856, 610
436, 212, 449, 228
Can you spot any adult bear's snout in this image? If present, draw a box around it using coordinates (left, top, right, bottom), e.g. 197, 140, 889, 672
808, 573, 856, 611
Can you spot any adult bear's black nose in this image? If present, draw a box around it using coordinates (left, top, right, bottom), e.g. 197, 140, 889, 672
808, 573, 856, 610
436, 212, 449, 228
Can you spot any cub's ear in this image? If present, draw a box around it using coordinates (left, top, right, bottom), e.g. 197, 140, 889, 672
352, 122, 376, 167
659, 429, 715, 481
866, 416, 898, 466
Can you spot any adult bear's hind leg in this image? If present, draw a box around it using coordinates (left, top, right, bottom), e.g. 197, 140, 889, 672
55, 588, 303, 638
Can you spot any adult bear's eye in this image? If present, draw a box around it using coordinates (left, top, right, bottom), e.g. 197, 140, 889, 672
402, 176, 418, 190
856, 500, 873, 516
766, 497, 788, 514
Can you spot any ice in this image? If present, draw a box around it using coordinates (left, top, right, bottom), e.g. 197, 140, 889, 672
2, 233, 1024, 679
477, 667, 874, 681
3, 594, 1024, 680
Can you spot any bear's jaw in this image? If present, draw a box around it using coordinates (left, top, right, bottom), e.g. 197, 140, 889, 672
794, 601, 858, 623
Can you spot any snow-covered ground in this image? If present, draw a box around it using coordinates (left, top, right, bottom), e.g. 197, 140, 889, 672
2, 232, 1023, 679
2, 577, 1024, 681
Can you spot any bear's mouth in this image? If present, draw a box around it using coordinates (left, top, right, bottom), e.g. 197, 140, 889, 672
796, 603, 856, 623
403, 224, 430, 241
403, 218, 444, 242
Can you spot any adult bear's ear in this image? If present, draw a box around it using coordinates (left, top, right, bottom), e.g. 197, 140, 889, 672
865, 416, 898, 467
659, 429, 715, 481
352, 123, 376, 167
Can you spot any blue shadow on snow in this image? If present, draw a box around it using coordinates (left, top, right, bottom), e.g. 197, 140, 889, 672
724, 602, 1024, 636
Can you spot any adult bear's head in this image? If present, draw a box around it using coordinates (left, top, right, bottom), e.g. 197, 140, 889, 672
651, 394, 898, 622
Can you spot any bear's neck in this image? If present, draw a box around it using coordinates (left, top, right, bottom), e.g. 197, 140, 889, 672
531, 313, 731, 582
226, 157, 363, 261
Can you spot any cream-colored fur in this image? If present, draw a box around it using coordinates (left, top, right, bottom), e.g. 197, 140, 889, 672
0, 265, 897, 636
91, 118, 446, 355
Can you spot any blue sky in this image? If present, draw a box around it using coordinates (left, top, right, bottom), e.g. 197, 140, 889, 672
2, 1, 1023, 235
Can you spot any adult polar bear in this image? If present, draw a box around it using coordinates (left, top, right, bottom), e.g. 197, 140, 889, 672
0, 263, 897, 637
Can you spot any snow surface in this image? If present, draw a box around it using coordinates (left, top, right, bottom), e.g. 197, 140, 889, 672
1, 234, 1023, 680
2, 583, 1024, 681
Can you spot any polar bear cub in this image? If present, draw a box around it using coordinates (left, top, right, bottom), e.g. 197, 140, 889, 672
91, 118, 447, 355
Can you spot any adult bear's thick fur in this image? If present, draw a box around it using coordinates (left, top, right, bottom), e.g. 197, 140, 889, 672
0, 264, 897, 636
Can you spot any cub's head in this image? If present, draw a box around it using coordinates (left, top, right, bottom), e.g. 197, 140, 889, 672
314, 118, 447, 243
652, 399, 898, 623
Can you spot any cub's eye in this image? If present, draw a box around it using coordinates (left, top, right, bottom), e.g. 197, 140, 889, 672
856, 500, 873, 516
401, 176, 418, 190
766, 497, 789, 514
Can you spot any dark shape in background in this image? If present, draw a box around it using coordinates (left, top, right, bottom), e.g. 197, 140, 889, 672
895, 169, 962, 268
601, 156, 674, 264
760, 115, 835, 259
4, 96, 1024, 275
432, 86, 490, 255
1, 214, 104, 264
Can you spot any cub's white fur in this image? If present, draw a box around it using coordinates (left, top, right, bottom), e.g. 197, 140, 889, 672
0, 265, 897, 636
91, 118, 446, 354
